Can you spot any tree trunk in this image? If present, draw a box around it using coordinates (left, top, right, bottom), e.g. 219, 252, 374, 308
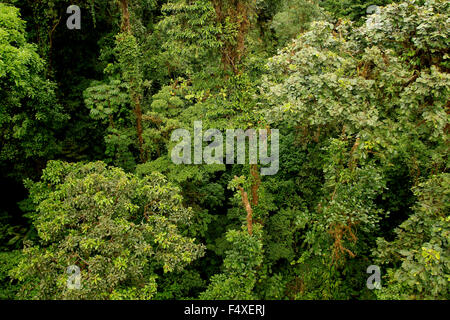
117, 0, 146, 162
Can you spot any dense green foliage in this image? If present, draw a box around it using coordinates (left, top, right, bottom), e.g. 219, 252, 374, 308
0, 0, 448, 300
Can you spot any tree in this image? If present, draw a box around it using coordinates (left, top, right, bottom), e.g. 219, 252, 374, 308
0, 3, 67, 179
200, 226, 264, 299
258, 0, 449, 298
375, 173, 449, 299
270, 0, 321, 47
11, 161, 204, 299
1, 0, 448, 301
